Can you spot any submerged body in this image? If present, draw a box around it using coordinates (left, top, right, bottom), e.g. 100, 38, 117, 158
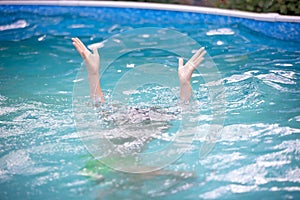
98, 104, 180, 126
72, 37, 206, 170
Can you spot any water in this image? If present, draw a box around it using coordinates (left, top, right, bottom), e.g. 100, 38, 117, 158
0, 5, 300, 200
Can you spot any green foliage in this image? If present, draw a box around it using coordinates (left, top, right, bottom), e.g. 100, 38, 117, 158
214, 0, 300, 15
112, 0, 193, 5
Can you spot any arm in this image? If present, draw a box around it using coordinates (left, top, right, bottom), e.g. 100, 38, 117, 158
72, 37, 105, 103
178, 47, 206, 102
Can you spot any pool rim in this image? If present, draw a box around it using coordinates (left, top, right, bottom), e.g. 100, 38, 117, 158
1, 0, 300, 23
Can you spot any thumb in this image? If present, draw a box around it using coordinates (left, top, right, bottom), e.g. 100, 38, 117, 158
92, 47, 99, 56
178, 57, 184, 68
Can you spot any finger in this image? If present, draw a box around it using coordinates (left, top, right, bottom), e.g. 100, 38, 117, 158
92, 47, 99, 56
72, 38, 84, 53
178, 57, 184, 68
74, 37, 89, 53
72, 41, 83, 55
199, 49, 206, 57
194, 50, 206, 67
72, 38, 82, 49
72, 41, 86, 59
188, 47, 205, 63
74, 38, 91, 59
76, 38, 87, 51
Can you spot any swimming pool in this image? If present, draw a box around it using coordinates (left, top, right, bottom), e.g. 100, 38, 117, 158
0, 1, 300, 199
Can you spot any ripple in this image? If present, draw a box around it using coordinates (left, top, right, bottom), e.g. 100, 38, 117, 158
0, 5, 299, 200
257, 73, 296, 85
0, 149, 48, 182
206, 28, 235, 36
199, 185, 257, 199
224, 73, 252, 83
0, 20, 29, 31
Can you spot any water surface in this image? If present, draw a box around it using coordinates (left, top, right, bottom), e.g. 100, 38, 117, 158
0, 5, 300, 200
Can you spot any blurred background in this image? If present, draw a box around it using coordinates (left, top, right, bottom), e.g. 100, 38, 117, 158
86, 0, 300, 15
6, 0, 299, 15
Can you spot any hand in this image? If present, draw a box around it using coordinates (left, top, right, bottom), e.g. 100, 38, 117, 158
72, 37, 100, 75
178, 47, 206, 85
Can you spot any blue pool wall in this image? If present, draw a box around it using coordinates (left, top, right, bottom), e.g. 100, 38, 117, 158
0, 1, 300, 42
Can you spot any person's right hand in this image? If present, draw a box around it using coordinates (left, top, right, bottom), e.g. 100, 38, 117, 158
72, 37, 100, 75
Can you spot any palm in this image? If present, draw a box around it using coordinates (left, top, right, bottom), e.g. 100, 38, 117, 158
72, 37, 99, 75
178, 47, 206, 85
84, 51, 100, 75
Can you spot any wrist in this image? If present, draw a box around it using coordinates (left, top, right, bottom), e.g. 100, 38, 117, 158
88, 72, 99, 80
85, 65, 99, 76
180, 80, 190, 87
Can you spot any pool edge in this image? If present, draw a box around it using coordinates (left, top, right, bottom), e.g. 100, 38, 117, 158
1, 0, 300, 23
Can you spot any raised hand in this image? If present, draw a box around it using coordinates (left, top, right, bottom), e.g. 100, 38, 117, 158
72, 37, 100, 75
72, 37, 105, 103
178, 47, 206, 102
178, 47, 206, 85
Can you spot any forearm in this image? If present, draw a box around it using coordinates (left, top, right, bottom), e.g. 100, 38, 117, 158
180, 82, 192, 102
88, 73, 105, 103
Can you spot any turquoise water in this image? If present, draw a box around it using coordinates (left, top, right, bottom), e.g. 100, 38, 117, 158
1, 5, 300, 200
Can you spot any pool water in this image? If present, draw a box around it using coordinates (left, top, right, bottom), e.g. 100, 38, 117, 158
1, 5, 300, 200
